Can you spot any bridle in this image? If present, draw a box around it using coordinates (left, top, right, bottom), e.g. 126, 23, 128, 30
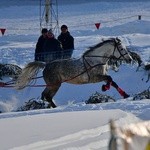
83, 39, 130, 67
112, 39, 129, 61
81, 39, 131, 79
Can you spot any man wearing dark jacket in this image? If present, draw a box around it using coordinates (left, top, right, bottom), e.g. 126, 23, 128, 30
43, 30, 63, 62
57, 25, 74, 58
35, 28, 48, 61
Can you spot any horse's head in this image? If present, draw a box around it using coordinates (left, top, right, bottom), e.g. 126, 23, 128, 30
82, 38, 132, 66
112, 37, 132, 62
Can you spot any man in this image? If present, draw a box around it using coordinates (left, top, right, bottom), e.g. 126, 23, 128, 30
58, 25, 74, 58
43, 30, 63, 62
34, 28, 48, 61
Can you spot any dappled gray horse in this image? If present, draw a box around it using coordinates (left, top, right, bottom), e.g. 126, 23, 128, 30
15, 38, 133, 108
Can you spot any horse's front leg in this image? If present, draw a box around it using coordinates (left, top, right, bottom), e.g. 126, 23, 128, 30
101, 75, 130, 98
101, 75, 112, 91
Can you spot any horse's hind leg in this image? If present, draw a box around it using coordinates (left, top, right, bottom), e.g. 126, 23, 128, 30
41, 88, 57, 108
41, 84, 61, 108
102, 75, 130, 98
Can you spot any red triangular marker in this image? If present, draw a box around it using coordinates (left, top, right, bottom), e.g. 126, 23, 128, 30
95, 23, 100, 29
0, 28, 6, 35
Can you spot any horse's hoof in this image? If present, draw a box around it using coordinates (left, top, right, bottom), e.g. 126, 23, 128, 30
101, 84, 110, 91
47, 103, 57, 108
47, 104, 51, 108
124, 93, 130, 98
101, 85, 107, 91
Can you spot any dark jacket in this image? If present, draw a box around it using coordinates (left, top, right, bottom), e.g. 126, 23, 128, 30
35, 35, 47, 54
42, 37, 63, 61
35, 35, 47, 61
43, 37, 62, 52
58, 31, 74, 50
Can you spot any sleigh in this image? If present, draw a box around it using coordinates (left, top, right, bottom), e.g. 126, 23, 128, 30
108, 120, 150, 150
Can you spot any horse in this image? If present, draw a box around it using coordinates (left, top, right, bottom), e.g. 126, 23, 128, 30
15, 38, 134, 108
0, 63, 22, 80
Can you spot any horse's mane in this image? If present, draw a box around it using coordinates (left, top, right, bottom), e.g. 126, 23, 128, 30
82, 38, 116, 57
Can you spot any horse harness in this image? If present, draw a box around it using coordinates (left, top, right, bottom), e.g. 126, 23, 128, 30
82, 40, 129, 82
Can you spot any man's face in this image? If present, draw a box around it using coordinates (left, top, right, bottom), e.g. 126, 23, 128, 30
42, 32, 47, 37
47, 32, 54, 38
61, 28, 67, 33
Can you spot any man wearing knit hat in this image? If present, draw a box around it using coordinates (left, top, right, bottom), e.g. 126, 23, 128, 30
42, 29, 63, 62
58, 24, 74, 58
35, 28, 48, 61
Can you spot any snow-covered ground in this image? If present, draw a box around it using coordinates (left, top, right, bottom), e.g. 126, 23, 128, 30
0, 0, 149, 149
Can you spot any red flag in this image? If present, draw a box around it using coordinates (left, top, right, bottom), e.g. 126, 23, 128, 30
0, 28, 6, 35
95, 23, 100, 29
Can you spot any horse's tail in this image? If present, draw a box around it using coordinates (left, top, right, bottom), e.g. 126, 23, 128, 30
15, 61, 46, 90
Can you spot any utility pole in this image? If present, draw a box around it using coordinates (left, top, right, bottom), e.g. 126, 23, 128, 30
40, 0, 59, 36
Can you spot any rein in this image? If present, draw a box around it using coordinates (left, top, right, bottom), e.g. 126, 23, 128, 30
0, 75, 44, 88
1, 40, 130, 88
82, 55, 105, 82
62, 63, 104, 83
0, 64, 103, 88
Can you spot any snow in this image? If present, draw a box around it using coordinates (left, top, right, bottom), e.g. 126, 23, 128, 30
0, 0, 150, 149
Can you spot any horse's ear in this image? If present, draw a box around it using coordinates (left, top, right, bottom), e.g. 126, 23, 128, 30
101, 38, 105, 42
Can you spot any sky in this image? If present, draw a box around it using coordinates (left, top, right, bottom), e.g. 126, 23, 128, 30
0, 0, 150, 150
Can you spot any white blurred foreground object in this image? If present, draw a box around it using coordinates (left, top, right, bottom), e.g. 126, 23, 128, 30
109, 120, 150, 150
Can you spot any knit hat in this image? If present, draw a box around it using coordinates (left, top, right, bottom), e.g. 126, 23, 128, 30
61, 25, 68, 29
41, 28, 48, 33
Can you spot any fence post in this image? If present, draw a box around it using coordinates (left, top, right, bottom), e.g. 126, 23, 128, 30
138, 15, 141, 20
